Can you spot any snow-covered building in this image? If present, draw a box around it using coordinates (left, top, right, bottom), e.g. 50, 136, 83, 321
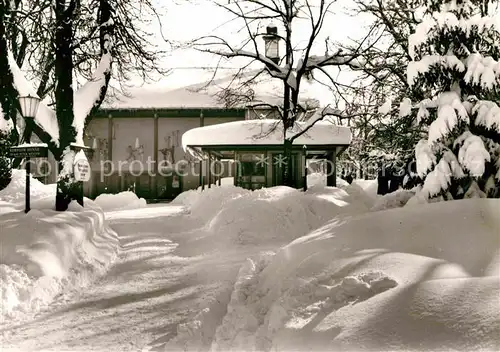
84, 69, 347, 199
182, 119, 351, 190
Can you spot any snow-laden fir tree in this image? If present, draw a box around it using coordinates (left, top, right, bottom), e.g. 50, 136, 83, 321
406, 0, 500, 200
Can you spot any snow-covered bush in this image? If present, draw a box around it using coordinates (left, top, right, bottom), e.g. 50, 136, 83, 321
406, 1, 500, 200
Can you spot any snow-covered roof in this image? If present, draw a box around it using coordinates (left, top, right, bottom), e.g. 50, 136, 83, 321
102, 68, 334, 110
182, 119, 351, 151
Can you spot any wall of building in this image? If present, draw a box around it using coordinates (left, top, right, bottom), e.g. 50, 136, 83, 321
82, 114, 243, 199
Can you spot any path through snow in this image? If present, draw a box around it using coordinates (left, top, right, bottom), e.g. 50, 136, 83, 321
0, 205, 242, 352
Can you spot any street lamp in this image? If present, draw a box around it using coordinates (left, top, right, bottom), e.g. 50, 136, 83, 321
18, 94, 41, 213
19, 95, 41, 120
263, 24, 280, 64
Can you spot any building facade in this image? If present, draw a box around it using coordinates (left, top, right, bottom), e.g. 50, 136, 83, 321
82, 108, 246, 199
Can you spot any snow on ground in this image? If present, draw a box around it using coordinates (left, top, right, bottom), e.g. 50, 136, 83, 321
0, 203, 197, 352
208, 198, 500, 352
161, 183, 387, 351
2, 176, 497, 352
94, 191, 147, 211
0, 170, 119, 320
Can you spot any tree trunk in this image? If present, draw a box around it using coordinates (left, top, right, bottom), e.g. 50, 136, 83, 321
0, 3, 20, 187
282, 82, 292, 186
283, 139, 293, 187
55, 0, 78, 211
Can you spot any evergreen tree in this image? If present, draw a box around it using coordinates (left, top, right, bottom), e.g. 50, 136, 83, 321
407, 0, 500, 200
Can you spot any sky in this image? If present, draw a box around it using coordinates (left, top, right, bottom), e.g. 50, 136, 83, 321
139, 0, 369, 90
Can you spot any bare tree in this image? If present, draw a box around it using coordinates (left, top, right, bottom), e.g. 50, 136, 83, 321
0, 0, 111, 209
192, 0, 375, 186
0, 0, 169, 209
329, 0, 425, 172
2, 0, 169, 147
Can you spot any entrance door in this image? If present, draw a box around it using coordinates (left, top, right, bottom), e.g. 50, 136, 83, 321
157, 173, 183, 200
235, 153, 266, 190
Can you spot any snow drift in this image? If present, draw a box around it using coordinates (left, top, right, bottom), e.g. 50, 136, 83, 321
0, 170, 119, 320
94, 191, 147, 211
210, 198, 500, 351
172, 184, 371, 254
165, 183, 379, 349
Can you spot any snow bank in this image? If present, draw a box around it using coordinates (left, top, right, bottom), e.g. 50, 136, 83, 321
210, 198, 500, 351
171, 184, 375, 260
204, 187, 340, 247
171, 184, 250, 222
0, 171, 119, 320
339, 180, 378, 209
350, 178, 378, 198
371, 189, 416, 211
93, 191, 147, 211
0, 169, 56, 206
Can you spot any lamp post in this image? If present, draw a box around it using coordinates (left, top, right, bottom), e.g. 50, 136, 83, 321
18, 94, 41, 213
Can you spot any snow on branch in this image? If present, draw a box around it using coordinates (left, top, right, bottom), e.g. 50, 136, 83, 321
454, 131, 491, 177
301, 51, 365, 70
73, 49, 113, 144
7, 50, 60, 145
415, 139, 436, 177
464, 53, 500, 90
420, 150, 465, 199
408, 12, 500, 60
473, 100, 500, 132
407, 55, 465, 86
428, 92, 469, 145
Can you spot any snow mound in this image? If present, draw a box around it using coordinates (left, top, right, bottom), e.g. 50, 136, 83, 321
94, 191, 147, 211
350, 179, 378, 198
176, 185, 373, 254
340, 180, 378, 209
172, 185, 251, 222
0, 169, 56, 205
371, 189, 416, 211
0, 173, 119, 320
205, 187, 324, 247
210, 198, 500, 351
